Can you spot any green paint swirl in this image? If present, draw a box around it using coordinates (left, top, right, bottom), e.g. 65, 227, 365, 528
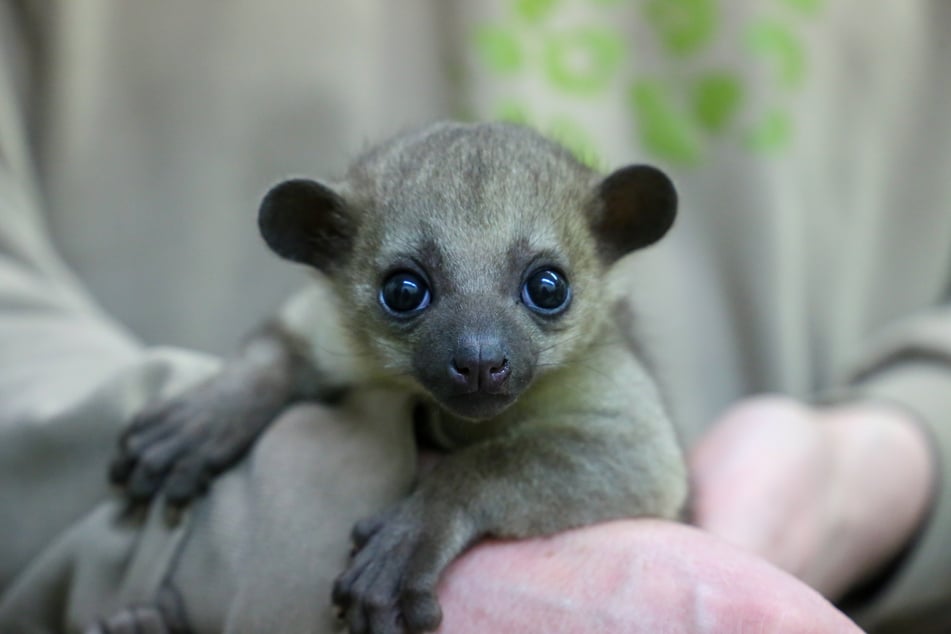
543, 28, 624, 95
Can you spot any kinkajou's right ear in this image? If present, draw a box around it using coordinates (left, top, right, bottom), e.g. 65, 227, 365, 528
258, 179, 356, 272
590, 165, 677, 264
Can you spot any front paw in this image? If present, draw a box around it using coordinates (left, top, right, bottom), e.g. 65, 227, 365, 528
109, 387, 247, 507
332, 501, 445, 634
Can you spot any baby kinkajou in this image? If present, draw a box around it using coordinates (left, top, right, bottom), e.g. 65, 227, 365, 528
111, 122, 687, 634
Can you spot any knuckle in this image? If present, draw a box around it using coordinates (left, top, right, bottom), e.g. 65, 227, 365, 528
352, 516, 380, 541
137, 453, 164, 476
362, 590, 394, 613
130, 404, 171, 429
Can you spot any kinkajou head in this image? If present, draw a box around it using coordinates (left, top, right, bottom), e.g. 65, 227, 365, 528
258, 122, 676, 421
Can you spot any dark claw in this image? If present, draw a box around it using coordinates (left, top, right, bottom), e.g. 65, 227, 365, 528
108, 454, 136, 485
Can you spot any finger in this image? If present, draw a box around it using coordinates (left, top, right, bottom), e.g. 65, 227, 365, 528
352, 514, 386, 550
130, 606, 171, 634
121, 416, 181, 454
125, 399, 185, 435
333, 550, 376, 609
126, 433, 193, 501
366, 598, 403, 634
100, 609, 138, 634
164, 453, 215, 507
399, 586, 442, 634
340, 556, 392, 634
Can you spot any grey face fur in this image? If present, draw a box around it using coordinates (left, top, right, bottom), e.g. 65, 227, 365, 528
259, 122, 676, 420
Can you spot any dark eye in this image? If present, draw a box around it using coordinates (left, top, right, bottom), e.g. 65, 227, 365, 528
522, 268, 570, 315
380, 271, 431, 315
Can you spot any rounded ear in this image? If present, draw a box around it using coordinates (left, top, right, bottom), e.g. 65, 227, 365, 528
258, 178, 356, 272
592, 165, 677, 262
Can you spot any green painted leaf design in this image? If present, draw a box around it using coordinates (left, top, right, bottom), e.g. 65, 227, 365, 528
543, 28, 624, 95
514, 0, 560, 23
473, 25, 524, 74
746, 109, 793, 151
746, 21, 806, 89
692, 72, 744, 133
643, 0, 717, 57
630, 79, 702, 164
779, 0, 823, 15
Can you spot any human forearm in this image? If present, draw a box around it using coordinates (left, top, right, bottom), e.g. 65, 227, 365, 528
434, 520, 862, 633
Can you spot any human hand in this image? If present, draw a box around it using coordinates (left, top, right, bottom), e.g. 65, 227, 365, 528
435, 520, 861, 633
690, 395, 935, 599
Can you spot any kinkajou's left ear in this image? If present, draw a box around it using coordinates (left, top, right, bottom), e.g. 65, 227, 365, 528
258, 178, 356, 273
590, 165, 677, 263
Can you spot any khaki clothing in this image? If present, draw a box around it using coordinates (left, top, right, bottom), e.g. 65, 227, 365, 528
0, 1, 949, 632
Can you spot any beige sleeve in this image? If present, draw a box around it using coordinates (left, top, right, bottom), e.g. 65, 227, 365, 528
0, 10, 418, 633
841, 308, 951, 632
0, 5, 208, 630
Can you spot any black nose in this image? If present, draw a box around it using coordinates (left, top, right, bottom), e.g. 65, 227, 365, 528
449, 338, 511, 394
